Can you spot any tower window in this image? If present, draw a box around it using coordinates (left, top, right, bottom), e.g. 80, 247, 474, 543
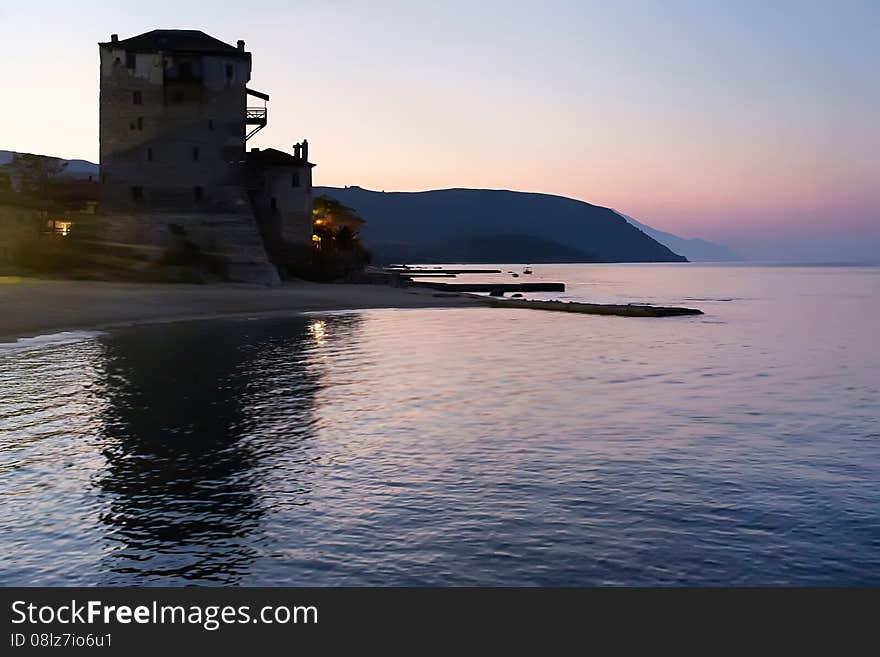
192, 147, 200, 162
137, 117, 143, 131
146, 147, 153, 162
208, 119, 214, 131
193, 186, 204, 201
131, 186, 143, 201
133, 91, 142, 105
125, 52, 136, 69
292, 172, 301, 188
225, 64, 233, 80
270, 197, 277, 211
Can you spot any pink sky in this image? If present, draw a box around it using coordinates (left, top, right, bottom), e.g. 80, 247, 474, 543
1, 1, 877, 260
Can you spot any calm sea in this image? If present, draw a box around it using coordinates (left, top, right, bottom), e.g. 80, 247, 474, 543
1, 264, 879, 585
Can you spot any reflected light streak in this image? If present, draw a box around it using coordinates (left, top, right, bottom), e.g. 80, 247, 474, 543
308, 320, 327, 346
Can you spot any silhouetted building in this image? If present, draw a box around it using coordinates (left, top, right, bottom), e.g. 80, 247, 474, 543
98, 29, 315, 283
246, 143, 315, 263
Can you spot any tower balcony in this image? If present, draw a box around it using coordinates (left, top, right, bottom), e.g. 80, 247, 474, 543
245, 87, 269, 140
246, 107, 267, 124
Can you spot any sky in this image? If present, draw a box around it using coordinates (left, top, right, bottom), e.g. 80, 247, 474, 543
1, 0, 877, 261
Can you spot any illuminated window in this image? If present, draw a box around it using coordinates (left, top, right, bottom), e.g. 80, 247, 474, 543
53, 221, 73, 237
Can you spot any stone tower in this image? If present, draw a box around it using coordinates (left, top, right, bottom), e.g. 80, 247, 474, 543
246, 142, 316, 268
98, 29, 279, 283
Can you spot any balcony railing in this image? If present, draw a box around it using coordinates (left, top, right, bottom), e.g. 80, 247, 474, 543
246, 107, 267, 124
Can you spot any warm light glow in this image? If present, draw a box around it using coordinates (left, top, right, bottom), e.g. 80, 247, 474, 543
49, 220, 73, 236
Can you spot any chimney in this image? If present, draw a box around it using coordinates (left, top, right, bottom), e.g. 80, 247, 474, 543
302, 139, 309, 162
111, 34, 118, 43
237, 40, 245, 51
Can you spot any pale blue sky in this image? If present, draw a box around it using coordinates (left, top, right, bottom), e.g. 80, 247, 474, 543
1, 1, 877, 260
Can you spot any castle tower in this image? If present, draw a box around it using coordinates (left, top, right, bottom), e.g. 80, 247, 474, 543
98, 29, 278, 283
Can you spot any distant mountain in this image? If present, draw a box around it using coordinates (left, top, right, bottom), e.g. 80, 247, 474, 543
316, 186, 687, 264
0, 151, 99, 180
616, 212, 740, 262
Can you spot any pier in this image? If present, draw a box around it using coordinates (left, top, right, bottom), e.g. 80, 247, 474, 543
386, 268, 504, 274
369, 266, 702, 316
486, 297, 703, 317
411, 281, 566, 293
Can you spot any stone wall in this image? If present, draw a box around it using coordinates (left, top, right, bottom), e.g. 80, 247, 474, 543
98, 43, 280, 284
250, 164, 314, 250
98, 47, 250, 212
100, 209, 280, 285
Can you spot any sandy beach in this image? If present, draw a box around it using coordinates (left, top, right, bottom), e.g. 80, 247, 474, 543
0, 277, 482, 342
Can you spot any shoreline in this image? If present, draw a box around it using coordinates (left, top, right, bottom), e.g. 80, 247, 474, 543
0, 277, 483, 343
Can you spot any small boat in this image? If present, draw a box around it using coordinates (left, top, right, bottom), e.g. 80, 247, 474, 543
511, 273, 519, 278
523, 268, 533, 275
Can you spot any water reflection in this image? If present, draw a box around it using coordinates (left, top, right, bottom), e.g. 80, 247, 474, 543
4, 266, 880, 585
92, 315, 362, 584
308, 319, 327, 346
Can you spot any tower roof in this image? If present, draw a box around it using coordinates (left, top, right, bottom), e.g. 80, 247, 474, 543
247, 148, 315, 168
100, 29, 249, 58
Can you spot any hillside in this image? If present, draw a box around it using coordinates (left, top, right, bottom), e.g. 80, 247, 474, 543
0, 150, 98, 180
316, 186, 687, 264
616, 212, 740, 262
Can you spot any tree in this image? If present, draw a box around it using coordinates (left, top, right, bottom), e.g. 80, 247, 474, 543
8, 153, 68, 195
312, 195, 365, 235
335, 225, 355, 249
